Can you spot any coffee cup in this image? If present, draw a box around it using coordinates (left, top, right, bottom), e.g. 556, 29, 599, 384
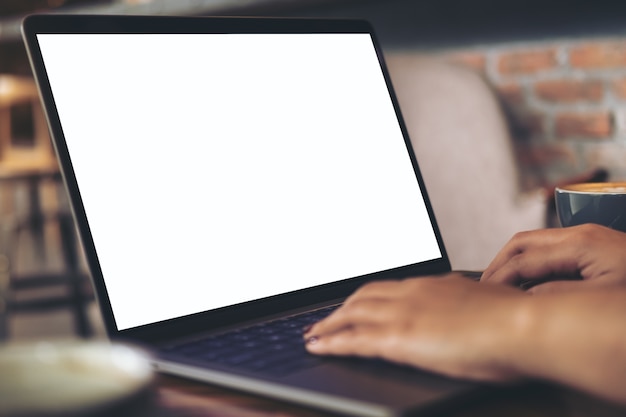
555, 182, 626, 232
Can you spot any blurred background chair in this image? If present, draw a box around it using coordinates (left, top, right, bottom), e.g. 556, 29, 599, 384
0, 170, 94, 340
386, 54, 545, 270
385, 54, 606, 271
0, 75, 94, 340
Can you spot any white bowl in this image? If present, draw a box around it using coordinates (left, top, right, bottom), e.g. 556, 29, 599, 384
0, 340, 154, 416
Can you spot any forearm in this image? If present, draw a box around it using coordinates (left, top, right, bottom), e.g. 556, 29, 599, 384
511, 289, 626, 404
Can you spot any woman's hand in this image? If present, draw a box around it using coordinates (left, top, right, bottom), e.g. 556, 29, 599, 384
304, 274, 531, 381
304, 273, 626, 405
481, 224, 626, 293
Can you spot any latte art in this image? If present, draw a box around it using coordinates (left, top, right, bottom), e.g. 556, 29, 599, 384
559, 182, 626, 194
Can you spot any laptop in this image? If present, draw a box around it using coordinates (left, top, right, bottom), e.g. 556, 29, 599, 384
22, 14, 489, 417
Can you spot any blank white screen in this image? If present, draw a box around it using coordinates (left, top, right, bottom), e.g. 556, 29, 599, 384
37, 33, 441, 330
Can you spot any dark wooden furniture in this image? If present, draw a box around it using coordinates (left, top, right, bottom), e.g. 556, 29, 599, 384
0, 167, 93, 339
119, 374, 626, 417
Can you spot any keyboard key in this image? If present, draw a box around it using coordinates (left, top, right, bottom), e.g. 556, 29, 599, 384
166, 305, 337, 376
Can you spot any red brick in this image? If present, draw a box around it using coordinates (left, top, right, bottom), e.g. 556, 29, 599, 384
495, 82, 524, 103
515, 143, 577, 167
444, 51, 487, 73
554, 112, 613, 138
570, 42, 626, 69
534, 79, 604, 103
497, 49, 558, 75
613, 78, 626, 99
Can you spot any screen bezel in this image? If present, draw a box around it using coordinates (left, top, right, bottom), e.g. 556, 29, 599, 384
22, 14, 451, 344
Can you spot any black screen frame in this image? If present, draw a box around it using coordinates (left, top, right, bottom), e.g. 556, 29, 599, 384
22, 14, 451, 344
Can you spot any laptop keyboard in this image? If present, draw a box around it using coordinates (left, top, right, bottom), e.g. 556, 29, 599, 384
163, 305, 338, 376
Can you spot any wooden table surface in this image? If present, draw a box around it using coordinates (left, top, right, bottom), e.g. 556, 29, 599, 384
116, 373, 626, 417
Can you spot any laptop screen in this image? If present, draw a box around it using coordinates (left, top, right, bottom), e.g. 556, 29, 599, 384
35, 31, 442, 330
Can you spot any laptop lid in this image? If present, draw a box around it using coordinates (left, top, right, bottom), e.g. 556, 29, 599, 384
21, 14, 450, 344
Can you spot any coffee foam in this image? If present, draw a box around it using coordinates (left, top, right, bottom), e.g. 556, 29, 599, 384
558, 182, 626, 194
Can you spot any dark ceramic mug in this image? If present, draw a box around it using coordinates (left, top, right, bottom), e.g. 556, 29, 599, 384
555, 182, 626, 232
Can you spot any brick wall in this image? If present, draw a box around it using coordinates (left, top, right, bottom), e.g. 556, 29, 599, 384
434, 37, 626, 188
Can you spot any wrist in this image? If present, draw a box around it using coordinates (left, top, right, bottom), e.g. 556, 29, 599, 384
494, 294, 544, 379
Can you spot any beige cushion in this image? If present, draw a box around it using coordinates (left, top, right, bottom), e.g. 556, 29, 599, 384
386, 54, 547, 271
